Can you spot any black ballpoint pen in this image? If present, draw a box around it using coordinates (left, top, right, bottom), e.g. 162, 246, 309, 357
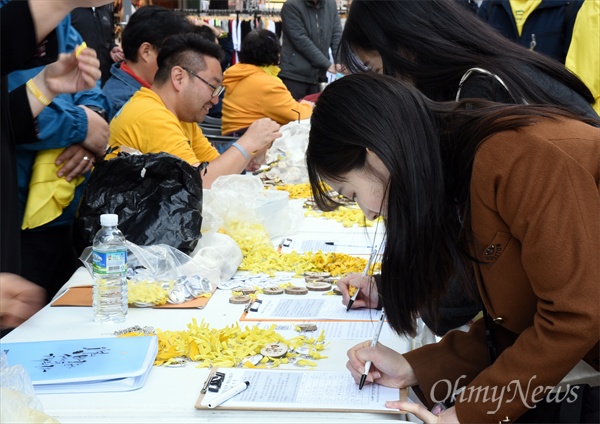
359, 308, 386, 390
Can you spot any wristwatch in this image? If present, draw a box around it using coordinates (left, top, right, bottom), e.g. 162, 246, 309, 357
85, 105, 108, 122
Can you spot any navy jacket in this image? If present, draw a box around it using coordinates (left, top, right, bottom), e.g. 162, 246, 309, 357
478, 0, 584, 63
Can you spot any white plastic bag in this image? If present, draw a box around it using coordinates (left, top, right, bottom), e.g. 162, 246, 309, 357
190, 232, 243, 283
0, 351, 59, 423
264, 120, 311, 184
206, 174, 304, 238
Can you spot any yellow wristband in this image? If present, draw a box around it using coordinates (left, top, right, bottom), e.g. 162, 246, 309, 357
26, 79, 51, 107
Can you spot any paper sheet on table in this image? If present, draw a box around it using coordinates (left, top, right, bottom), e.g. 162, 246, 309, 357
254, 321, 396, 340
241, 298, 385, 322
278, 237, 377, 255
196, 367, 409, 413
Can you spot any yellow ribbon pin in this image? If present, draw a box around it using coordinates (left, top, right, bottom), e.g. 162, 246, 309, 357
75, 42, 87, 58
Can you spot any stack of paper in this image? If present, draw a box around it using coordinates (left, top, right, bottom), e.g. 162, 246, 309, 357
1, 336, 157, 394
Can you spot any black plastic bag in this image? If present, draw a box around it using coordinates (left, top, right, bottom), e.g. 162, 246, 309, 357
74, 152, 203, 254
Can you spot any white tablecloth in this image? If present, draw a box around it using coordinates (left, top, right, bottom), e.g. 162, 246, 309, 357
2, 216, 419, 423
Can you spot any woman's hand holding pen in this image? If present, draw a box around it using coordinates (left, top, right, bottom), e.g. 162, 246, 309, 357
346, 341, 417, 389
348, 341, 459, 423
337, 273, 379, 309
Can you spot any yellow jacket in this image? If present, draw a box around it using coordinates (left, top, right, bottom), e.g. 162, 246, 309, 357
565, 0, 600, 114
221, 63, 313, 135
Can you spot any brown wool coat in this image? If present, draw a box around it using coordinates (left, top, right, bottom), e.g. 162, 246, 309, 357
404, 117, 600, 423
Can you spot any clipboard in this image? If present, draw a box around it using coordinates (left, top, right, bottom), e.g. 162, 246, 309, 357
195, 367, 409, 414
51, 286, 214, 309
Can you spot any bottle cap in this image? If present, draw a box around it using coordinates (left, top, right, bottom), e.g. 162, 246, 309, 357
100, 214, 119, 226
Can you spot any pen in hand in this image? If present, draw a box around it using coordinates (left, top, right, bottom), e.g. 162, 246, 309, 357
208, 381, 250, 408
359, 309, 386, 390
347, 250, 374, 312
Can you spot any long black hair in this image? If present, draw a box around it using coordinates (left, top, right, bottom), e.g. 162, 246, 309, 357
307, 73, 595, 336
339, 0, 594, 106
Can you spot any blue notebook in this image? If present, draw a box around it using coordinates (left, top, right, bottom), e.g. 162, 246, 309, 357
1, 336, 157, 394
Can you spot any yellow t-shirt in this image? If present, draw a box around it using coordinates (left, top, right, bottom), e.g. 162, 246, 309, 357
108, 87, 220, 165
510, 0, 543, 36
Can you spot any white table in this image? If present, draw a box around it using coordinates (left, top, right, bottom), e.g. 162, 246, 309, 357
2, 216, 418, 423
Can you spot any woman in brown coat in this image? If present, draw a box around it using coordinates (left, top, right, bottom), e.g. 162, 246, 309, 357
306, 73, 599, 423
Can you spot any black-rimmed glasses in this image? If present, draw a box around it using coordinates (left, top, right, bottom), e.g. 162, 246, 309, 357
182, 66, 224, 97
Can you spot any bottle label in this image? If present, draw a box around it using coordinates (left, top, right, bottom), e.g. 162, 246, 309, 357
93, 250, 127, 275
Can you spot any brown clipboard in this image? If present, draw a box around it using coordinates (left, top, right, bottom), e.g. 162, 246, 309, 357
51, 285, 215, 309
195, 367, 409, 414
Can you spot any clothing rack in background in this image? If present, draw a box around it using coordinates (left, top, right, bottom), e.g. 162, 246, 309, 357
176, 8, 346, 18
176, 8, 281, 18
176, 9, 281, 25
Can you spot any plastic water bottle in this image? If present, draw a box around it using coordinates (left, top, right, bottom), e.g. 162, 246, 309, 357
92, 214, 128, 323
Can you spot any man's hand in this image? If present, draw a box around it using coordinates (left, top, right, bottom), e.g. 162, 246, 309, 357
0, 274, 46, 330
41, 47, 102, 96
327, 63, 343, 74
79, 105, 109, 159
110, 46, 124, 63
55, 144, 96, 181
238, 118, 281, 153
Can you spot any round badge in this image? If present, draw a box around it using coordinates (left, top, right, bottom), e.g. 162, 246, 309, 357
284, 286, 309, 295
263, 287, 284, 295
260, 342, 288, 358
304, 271, 331, 278
229, 295, 251, 304
240, 288, 257, 295
306, 282, 332, 292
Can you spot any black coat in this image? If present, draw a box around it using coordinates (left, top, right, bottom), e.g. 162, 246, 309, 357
0, 1, 58, 273
71, 5, 117, 86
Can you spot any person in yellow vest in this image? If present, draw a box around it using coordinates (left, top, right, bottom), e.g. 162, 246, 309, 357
565, 0, 600, 114
221, 29, 314, 136
478, 0, 584, 64
108, 33, 281, 187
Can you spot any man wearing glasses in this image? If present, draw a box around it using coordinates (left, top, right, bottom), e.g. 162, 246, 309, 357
107, 33, 281, 188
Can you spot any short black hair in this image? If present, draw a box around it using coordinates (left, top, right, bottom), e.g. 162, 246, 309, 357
121, 6, 194, 62
154, 33, 224, 84
193, 25, 218, 44
238, 29, 280, 66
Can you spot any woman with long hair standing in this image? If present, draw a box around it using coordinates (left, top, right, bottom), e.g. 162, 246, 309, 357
335, 0, 599, 336
307, 73, 599, 423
